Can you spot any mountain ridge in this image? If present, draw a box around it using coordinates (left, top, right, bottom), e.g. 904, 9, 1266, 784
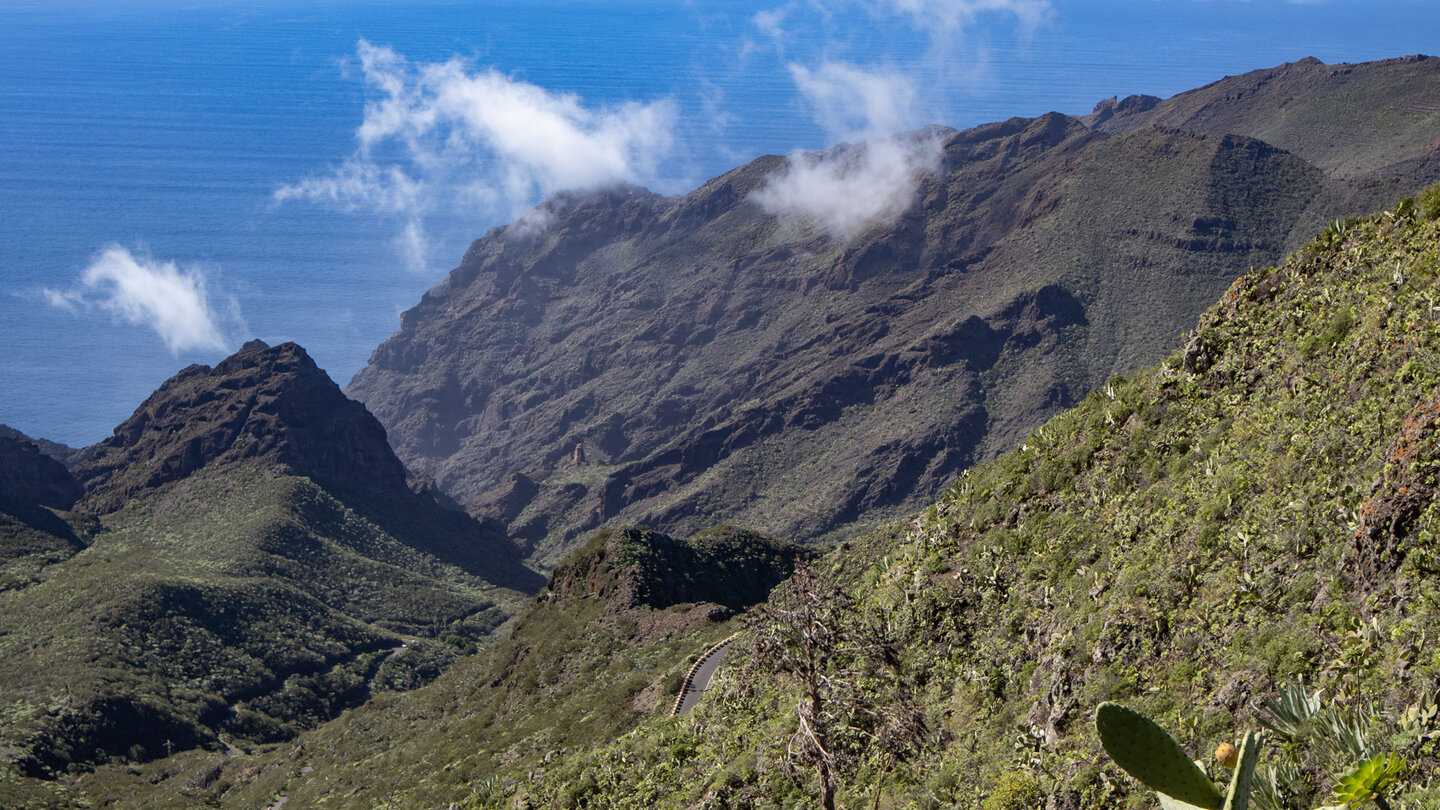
350, 56, 1440, 567
1084, 54, 1440, 181
0, 340, 543, 787
67, 180, 1440, 810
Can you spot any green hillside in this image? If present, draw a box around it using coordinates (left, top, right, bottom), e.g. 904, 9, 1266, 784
55, 189, 1440, 809
494, 187, 1440, 808
0, 469, 525, 792
52, 525, 799, 808
0, 344, 544, 808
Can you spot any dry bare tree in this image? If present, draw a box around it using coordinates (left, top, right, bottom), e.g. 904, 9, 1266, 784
747, 561, 926, 809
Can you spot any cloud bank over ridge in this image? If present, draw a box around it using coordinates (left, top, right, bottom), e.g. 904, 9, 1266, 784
751, 62, 943, 239
276, 41, 678, 272
747, 0, 1049, 238
278, 3, 1052, 253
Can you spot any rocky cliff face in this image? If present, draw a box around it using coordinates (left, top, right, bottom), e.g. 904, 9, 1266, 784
74, 340, 411, 514
70, 340, 530, 577
349, 58, 1440, 565
0, 429, 81, 510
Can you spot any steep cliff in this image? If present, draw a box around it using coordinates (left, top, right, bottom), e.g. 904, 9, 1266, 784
351, 57, 1440, 565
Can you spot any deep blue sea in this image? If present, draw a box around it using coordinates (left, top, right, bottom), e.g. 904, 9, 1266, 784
2, 0, 1435, 446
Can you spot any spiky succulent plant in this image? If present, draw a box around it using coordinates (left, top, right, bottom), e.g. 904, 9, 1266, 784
1328, 753, 1407, 809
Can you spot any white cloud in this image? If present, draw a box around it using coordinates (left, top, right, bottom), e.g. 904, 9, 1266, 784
752, 135, 941, 239
753, 0, 1052, 45
274, 161, 423, 214
43, 246, 237, 355
42, 288, 81, 314
752, 7, 790, 40
396, 218, 429, 273
746, 0, 1051, 239
752, 61, 941, 239
698, 78, 737, 135
276, 40, 679, 266
789, 61, 923, 139
885, 0, 1052, 34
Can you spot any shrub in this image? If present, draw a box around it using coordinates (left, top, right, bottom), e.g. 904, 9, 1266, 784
981, 771, 1042, 810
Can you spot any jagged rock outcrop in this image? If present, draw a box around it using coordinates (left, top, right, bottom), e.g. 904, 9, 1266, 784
69, 340, 532, 579
74, 340, 412, 514
544, 524, 805, 615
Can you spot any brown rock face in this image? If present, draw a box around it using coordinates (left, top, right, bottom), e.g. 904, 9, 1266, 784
74, 340, 411, 514
0, 430, 81, 510
349, 58, 1440, 565
70, 340, 535, 584
1355, 393, 1440, 583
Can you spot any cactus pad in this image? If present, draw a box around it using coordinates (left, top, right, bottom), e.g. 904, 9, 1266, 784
1096, 702, 1224, 810
1221, 731, 1260, 810
1159, 796, 1215, 810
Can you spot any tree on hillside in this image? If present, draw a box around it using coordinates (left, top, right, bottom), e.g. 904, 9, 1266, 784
747, 561, 926, 809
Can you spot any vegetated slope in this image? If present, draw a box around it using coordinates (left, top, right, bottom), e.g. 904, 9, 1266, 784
482, 190, 1440, 807
349, 57, 1440, 568
1086, 54, 1440, 181
0, 341, 543, 804
59, 525, 802, 809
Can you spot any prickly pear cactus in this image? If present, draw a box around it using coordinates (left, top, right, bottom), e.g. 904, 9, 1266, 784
1221, 730, 1260, 810
1159, 796, 1214, 810
1096, 702, 1224, 810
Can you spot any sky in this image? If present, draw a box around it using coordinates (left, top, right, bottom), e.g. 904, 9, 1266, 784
3, 0, 1438, 445
264, 0, 1440, 247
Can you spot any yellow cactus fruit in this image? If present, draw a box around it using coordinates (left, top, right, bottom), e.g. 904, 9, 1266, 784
1215, 742, 1239, 769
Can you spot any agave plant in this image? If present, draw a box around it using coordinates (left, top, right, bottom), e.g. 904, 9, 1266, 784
1324, 754, 1407, 810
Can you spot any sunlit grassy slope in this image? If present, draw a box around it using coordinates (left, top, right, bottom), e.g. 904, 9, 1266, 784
497, 188, 1440, 808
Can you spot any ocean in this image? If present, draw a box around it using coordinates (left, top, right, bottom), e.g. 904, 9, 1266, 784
2, 0, 1433, 446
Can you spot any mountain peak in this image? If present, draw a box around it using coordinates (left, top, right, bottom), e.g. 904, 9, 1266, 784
1082, 55, 1440, 180
74, 340, 409, 514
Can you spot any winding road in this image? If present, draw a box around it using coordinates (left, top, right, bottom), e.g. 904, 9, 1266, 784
672, 634, 741, 716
